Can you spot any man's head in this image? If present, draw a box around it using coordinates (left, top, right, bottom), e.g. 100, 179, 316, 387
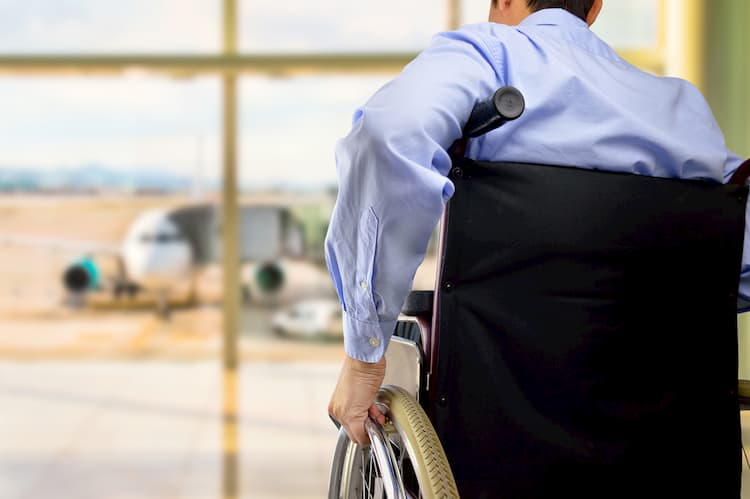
489, 0, 602, 26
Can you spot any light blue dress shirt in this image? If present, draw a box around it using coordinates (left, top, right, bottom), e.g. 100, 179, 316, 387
325, 8, 747, 363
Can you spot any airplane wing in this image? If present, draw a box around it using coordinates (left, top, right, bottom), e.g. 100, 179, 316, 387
0, 234, 121, 255
0, 234, 125, 295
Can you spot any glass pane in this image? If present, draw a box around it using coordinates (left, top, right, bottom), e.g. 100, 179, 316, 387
461, 0, 660, 50
236, 75, 392, 496
238, 77, 437, 497
0, 0, 220, 53
0, 77, 230, 498
240, 76, 389, 188
0, 77, 220, 196
238, 75, 389, 282
238, 73, 437, 308
240, 0, 445, 53
591, 0, 659, 49
461, 1, 491, 25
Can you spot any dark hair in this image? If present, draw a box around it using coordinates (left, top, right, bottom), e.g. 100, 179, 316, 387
490, 0, 595, 23
525, 0, 595, 21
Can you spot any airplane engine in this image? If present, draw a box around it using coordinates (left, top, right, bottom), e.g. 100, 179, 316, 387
63, 257, 101, 293
255, 262, 285, 294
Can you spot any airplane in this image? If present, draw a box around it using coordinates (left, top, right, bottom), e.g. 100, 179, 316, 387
1, 202, 307, 317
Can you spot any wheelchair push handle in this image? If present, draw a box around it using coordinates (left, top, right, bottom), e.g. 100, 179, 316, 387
463, 86, 525, 138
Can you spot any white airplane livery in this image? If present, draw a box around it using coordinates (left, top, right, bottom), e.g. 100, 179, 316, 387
121, 209, 194, 290
4, 203, 303, 316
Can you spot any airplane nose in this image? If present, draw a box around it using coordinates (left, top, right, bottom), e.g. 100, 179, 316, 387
126, 243, 192, 287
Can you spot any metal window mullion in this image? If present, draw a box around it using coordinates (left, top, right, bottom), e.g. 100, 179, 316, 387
221, 1, 240, 499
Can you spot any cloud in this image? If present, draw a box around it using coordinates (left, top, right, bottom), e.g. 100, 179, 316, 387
0, 0, 444, 54
0, 74, 389, 185
238, 76, 391, 185
0, 0, 219, 52
240, 0, 443, 52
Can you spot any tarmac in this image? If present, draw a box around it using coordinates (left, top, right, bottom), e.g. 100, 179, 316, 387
0, 306, 345, 362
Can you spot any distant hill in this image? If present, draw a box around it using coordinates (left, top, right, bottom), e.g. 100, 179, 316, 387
0, 165, 338, 194
0, 165, 193, 193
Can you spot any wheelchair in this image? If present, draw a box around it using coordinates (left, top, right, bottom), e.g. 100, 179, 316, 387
328, 86, 749, 498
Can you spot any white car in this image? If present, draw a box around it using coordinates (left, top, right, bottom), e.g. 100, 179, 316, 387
271, 299, 343, 340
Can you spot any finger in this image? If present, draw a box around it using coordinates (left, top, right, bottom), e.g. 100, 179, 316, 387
328, 414, 342, 429
345, 418, 370, 446
368, 404, 386, 425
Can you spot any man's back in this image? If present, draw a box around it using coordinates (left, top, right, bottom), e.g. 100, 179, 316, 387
461, 9, 741, 183
325, 7, 746, 364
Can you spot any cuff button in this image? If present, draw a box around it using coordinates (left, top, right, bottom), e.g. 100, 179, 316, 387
368, 337, 381, 347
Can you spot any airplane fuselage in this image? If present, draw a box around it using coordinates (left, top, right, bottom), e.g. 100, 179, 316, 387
58, 204, 290, 313
121, 210, 194, 291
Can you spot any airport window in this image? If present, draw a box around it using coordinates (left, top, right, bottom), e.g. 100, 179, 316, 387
238, 75, 443, 276
0, 1, 713, 498
0, 0, 221, 54
239, 75, 389, 190
0, 76, 221, 196
591, 0, 661, 50
239, 0, 444, 53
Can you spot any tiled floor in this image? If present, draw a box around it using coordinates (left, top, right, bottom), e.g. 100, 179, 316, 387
2, 361, 750, 498
0, 362, 339, 499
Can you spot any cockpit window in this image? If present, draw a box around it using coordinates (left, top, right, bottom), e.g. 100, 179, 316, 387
140, 233, 183, 244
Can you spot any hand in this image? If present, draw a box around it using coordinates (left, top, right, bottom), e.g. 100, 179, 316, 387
328, 355, 386, 445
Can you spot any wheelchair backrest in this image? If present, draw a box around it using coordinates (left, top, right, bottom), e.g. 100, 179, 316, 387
429, 158, 747, 495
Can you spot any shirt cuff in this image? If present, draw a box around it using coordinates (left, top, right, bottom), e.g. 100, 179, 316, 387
740, 276, 750, 312
342, 311, 398, 363
739, 295, 750, 313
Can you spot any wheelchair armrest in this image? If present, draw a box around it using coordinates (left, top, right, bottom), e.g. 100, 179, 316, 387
401, 290, 433, 317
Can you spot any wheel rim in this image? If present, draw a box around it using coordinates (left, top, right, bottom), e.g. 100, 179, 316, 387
330, 386, 458, 499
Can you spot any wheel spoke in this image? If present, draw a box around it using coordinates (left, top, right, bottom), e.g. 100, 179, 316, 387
362, 450, 369, 498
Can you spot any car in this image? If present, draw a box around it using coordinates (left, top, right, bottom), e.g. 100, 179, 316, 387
271, 299, 343, 340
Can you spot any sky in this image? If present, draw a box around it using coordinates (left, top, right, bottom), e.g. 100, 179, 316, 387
0, 0, 658, 189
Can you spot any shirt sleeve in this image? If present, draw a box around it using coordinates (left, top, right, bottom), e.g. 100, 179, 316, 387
324, 28, 501, 362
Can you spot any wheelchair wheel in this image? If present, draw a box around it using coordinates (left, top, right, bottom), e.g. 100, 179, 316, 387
328, 385, 458, 499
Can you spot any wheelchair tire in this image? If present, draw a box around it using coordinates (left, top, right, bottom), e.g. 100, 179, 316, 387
328, 385, 458, 499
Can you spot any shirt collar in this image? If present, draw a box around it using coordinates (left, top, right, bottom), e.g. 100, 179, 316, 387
518, 8, 589, 29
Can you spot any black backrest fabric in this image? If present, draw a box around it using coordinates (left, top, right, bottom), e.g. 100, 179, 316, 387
431, 159, 748, 498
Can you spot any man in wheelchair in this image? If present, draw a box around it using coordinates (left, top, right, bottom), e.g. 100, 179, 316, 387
326, 0, 750, 496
